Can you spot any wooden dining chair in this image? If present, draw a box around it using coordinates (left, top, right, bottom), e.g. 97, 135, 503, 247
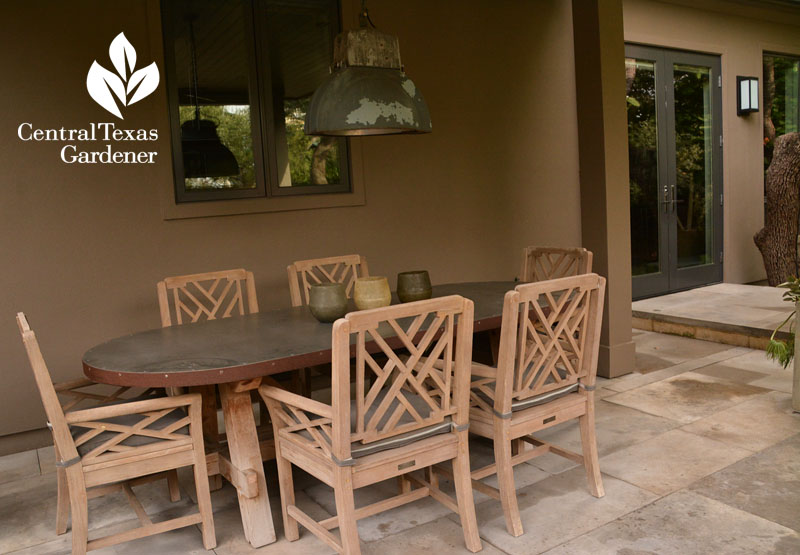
157, 268, 268, 486
156, 268, 258, 327
287, 254, 369, 307
521, 246, 593, 282
16, 313, 216, 554
466, 274, 606, 537
260, 296, 482, 555
484, 247, 593, 365
286, 254, 369, 395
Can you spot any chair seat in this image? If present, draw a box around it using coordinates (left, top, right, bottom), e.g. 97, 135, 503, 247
70, 396, 189, 457
472, 380, 579, 413
296, 389, 454, 460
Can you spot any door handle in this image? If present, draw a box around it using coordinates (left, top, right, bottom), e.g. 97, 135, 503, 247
661, 184, 670, 213
670, 184, 676, 213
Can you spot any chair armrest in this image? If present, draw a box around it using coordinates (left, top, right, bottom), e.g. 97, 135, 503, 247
470, 362, 497, 378
259, 385, 332, 419
64, 392, 201, 424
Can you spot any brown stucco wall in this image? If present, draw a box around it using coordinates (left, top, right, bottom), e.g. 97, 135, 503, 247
624, 0, 800, 284
0, 0, 581, 441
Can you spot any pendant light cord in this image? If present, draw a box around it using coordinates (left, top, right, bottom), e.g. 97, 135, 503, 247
359, 0, 376, 28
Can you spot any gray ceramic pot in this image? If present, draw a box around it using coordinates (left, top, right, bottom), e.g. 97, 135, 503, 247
397, 270, 432, 303
308, 283, 348, 323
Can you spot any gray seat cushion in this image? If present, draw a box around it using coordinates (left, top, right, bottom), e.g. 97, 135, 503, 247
70, 395, 189, 457
472, 380, 580, 413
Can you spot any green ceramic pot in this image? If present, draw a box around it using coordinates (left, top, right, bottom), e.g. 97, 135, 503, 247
397, 270, 432, 303
354, 276, 392, 310
308, 283, 348, 323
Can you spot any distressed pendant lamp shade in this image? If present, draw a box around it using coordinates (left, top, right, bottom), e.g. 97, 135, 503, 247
180, 18, 240, 178
304, 7, 431, 136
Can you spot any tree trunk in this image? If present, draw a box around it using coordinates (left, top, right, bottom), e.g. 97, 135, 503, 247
754, 132, 800, 285
310, 137, 336, 185
764, 57, 776, 146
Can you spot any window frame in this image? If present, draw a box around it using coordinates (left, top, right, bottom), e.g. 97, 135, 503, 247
161, 0, 352, 205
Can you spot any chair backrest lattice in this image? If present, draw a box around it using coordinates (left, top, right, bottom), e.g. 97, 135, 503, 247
157, 268, 258, 327
16, 312, 79, 463
484, 275, 605, 415
521, 246, 593, 282
287, 254, 369, 307
331, 296, 474, 459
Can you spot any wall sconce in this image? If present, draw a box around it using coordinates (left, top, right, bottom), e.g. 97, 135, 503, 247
737, 76, 759, 116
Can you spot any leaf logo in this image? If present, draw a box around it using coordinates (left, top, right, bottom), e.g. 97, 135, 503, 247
86, 33, 160, 119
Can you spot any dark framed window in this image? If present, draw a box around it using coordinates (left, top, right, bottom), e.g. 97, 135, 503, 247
162, 0, 350, 204
763, 53, 799, 170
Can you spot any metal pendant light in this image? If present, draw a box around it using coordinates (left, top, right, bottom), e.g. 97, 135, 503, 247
181, 17, 239, 179
304, 1, 431, 136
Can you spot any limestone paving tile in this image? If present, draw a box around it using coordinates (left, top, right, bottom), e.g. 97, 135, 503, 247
690, 432, 800, 532
455, 467, 656, 554
604, 371, 769, 424
598, 428, 752, 495
542, 490, 800, 555
681, 390, 800, 451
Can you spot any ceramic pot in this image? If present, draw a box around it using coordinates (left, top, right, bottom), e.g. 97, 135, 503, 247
308, 283, 348, 323
397, 270, 432, 303
354, 276, 392, 310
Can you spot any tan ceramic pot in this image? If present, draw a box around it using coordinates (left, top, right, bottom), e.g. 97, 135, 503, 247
354, 276, 391, 310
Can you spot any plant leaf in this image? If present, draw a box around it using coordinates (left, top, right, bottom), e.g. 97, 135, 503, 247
86, 61, 125, 118
109, 32, 136, 81
127, 62, 160, 105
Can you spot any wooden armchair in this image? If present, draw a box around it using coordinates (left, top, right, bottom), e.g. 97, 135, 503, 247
467, 274, 606, 537
156, 268, 258, 327
287, 254, 369, 307
157, 268, 268, 485
287, 254, 369, 395
260, 296, 482, 554
521, 246, 593, 282
16, 313, 215, 554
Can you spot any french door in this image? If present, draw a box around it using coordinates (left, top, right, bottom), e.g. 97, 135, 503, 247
626, 45, 723, 299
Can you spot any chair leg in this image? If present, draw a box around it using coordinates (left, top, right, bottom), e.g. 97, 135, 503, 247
189, 398, 217, 550
579, 398, 604, 498
333, 467, 360, 555
193, 458, 217, 549
396, 475, 411, 494
452, 432, 482, 552
494, 420, 523, 537
66, 468, 88, 555
167, 469, 181, 502
275, 448, 299, 541
55, 464, 69, 535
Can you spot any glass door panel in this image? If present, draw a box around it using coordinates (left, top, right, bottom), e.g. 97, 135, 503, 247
626, 58, 662, 277
673, 64, 713, 269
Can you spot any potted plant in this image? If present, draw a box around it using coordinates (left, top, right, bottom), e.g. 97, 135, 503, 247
766, 276, 800, 412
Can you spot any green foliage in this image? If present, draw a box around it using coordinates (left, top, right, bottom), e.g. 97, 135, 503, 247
766, 276, 800, 368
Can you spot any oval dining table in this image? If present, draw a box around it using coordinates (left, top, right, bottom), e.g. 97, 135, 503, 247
82, 281, 516, 548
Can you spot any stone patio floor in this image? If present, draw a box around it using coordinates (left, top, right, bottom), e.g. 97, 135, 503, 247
2, 329, 799, 554
632, 283, 793, 348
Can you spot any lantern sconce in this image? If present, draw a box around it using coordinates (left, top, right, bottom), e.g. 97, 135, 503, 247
737, 76, 759, 116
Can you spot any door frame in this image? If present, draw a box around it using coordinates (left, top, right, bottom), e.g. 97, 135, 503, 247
626, 44, 724, 299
